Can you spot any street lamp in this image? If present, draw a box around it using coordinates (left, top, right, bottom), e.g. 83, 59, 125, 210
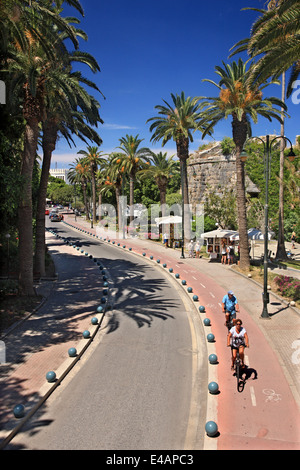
242, 135, 296, 319
180, 163, 185, 258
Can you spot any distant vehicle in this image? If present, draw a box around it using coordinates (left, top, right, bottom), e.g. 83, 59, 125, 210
45, 209, 49, 215
50, 212, 63, 222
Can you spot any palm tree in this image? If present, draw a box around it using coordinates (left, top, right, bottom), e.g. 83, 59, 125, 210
77, 146, 106, 223
138, 151, 179, 216
230, 0, 300, 93
68, 157, 90, 219
3, 1, 88, 294
34, 31, 103, 277
199, 59, 286, 269
115, 135, 150, 225
147, 92, 207, 240
230, 1, 297, 260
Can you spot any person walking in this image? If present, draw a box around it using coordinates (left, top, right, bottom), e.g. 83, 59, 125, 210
188, 240, 194, 258
221, 243, 227, 264
227, 319, 249, 370
291, 231, 296, 249
195, 240, 201, 258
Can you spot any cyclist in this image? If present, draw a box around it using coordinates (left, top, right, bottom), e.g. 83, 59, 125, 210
227, 319, 249, 370
222, 290, 239, 327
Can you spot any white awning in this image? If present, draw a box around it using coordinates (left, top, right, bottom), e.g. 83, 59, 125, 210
200, 228, 237, 239
155, 216, 182, 225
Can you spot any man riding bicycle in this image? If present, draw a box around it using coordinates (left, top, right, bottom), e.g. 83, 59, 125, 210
222, 290, 240, 327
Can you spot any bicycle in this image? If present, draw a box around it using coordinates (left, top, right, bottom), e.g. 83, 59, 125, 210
231, 342, 247, 392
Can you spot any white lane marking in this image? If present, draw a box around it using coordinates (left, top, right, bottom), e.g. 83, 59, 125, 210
200, 283, 206, 288
250, 386, 257, 406
209, 292, 215, 298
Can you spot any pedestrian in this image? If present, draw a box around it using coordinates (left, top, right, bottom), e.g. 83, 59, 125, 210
227, 319, 249, 370
222, 290, 240, 327
229, 243, 235, 264
188, 240, 194, 258
163, 232, 168, 248
195, 240, 201, 258
291, 231, 296, 249
221, 243, 227, 264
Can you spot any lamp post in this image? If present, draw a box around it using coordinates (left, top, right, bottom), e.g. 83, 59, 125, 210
241, 135, 296, 319
180, 162, 185, 258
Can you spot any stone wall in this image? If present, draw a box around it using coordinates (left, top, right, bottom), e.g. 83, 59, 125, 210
187, 142, 259, 210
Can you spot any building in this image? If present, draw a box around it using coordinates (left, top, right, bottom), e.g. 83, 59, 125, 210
49, 168, 70, 185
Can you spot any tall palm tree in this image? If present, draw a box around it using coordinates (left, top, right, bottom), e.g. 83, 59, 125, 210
3, 1, 88, 294
147, 92, 207, 240
77, 146, 106, 223
199, 59, 286, 269
231, 0, 299, 260
230, 0, 300, 93
34, 25, 103, 277
138, 151, 179, 216
68, 157, 90, 218
115, 135, 150, 225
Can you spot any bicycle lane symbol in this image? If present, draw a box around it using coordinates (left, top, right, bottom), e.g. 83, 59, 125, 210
262, 389, 282, 403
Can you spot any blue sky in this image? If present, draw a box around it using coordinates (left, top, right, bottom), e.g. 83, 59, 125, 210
51, 0, 300, 168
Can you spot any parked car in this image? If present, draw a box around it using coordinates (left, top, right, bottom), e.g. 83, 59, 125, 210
45, 208, 49, 215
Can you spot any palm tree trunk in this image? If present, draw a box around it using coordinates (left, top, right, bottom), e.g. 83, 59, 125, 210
82, 181, 89, 220
129, 173, 135, 225
18, 118, 39, 296
35, 119, 58, 278
276, 71, 288, 260
91, 169, 97, 223
177, 136, 191, 241
232, 116, 250, 270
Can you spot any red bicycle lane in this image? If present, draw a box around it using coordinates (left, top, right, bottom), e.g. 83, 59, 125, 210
63, 220, 300, 450
117, 243, 300, 450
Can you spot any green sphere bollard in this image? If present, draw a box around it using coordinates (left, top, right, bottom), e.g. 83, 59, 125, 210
169, 268, 173, 273
91, 317, 98, 325
175, 273, 180, 278
193, 295, 198, 301
207, 333, 215, 343
13, 404, 25, 419
199, 305, 206, 313
209, 353, 218, 364
203, 318, 211, 326
208, 382, 219, 394
46, 371, 56, 383
181, 280, 186, 285
82, 330, 90, 339
68, 347, 77, 357
163, 263, 167, 268
156, 259, 160, 263
205, 421, 218, 437
150, 255, 153, 260
143, 253, 146, 256
187, 287, 193, 293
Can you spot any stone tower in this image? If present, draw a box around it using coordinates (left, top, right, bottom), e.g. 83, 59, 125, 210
187, 142, 259, 211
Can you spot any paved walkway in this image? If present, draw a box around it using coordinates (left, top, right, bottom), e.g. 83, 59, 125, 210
0, 212, 299, 450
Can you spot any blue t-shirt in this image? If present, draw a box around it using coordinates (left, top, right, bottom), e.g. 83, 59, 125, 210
222, 294, 237, 312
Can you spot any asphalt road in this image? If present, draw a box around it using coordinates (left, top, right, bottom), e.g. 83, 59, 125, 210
7, 221, 207, 450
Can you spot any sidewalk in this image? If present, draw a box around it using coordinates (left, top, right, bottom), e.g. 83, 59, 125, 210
0, 213, 299, 450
